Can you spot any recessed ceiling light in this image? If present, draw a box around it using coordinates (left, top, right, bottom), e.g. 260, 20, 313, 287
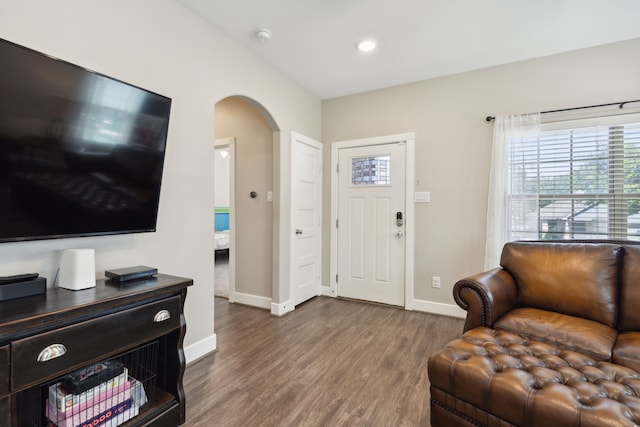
357, 38, 377, 53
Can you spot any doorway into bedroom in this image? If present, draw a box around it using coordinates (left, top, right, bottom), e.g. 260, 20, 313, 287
214, 96, 275, 306
214, 138, 234, 299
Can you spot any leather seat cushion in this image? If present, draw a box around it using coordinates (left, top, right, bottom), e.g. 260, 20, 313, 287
494, 308, 617, 361
614, 332, 640, 373
428, 327, 640, 427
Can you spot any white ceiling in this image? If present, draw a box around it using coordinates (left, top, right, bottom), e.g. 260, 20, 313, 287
177, 0, 640, 100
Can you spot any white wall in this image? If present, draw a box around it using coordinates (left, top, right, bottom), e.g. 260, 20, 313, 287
323, 38, 640, 314
0, 0, 321, 361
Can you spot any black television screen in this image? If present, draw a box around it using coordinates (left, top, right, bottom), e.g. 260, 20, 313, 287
0, 38, 171, 243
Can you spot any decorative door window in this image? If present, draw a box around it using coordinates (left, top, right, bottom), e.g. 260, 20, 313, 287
351, 155, 391, 186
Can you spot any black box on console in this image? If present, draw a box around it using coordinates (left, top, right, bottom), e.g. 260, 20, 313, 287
105, 265, 157, 283
62, 360, 126, 394
0, 277, 46, 302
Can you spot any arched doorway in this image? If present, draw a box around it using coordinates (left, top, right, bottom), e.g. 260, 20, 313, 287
214, 96, 280, 307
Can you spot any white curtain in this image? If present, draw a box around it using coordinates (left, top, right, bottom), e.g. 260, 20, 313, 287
484, 113, 540, 269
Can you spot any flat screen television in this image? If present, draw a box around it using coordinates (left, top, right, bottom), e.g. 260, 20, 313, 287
0, 38, 172, 243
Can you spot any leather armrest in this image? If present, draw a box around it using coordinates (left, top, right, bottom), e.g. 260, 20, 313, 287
453, 268, 517, 332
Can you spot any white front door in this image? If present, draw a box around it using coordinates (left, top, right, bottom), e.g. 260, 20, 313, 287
337, 143, 406, 306
291, 132, 322, 306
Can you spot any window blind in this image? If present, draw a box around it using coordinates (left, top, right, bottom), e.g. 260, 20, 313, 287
508, 113, 640, 241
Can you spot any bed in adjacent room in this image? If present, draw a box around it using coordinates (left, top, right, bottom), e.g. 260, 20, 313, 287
214, 208, 230, 252
214, 230, 229, 251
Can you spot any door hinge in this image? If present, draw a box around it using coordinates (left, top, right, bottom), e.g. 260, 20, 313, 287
336, 163, 339, 173
336, 219, 338, 228
336, 274, 338, 283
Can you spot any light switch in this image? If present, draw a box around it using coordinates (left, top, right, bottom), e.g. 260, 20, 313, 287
267, 191, 273, 202
415, 192, 430, 203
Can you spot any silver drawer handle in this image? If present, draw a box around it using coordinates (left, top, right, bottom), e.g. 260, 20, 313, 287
37, 344, 67, 362
154, 309, 171, 322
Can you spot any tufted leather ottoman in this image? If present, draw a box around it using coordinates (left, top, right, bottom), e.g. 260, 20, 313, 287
428, 327, 640, 427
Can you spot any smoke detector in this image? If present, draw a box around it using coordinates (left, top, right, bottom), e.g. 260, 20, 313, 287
255, 29, 272, 42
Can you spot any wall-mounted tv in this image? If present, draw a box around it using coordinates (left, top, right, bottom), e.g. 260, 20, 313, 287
0, 38, 172, 243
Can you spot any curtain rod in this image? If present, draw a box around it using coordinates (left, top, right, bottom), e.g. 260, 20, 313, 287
485, 99, 640, 122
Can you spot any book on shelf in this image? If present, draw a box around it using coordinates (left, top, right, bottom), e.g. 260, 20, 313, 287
47, 401, 138, 427
45, 359, 150, 427
48, 367, 129, 414
46, 386, 131, 427
91, 405, 139, 427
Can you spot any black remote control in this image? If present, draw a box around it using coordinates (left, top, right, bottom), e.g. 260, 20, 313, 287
0, 273, 39, 285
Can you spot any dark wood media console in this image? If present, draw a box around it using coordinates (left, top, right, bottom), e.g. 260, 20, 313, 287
0, 273, 192, 426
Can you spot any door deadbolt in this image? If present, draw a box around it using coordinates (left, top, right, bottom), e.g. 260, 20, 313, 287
396, 211, 403, 226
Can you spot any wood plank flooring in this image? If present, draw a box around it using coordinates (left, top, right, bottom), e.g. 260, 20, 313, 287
184, 297, 464, 426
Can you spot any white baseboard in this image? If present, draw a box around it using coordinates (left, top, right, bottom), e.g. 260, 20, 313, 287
321, 285, 336, 297
185, 334, 217, 365
232, 292, 271, 310
271, 299, 293, 316
412, 299, 466, 318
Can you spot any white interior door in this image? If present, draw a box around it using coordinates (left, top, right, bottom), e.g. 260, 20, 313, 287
337, 143, 406, 306
291, 132, 322, 306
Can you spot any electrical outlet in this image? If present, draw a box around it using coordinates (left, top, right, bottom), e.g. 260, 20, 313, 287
432, 276, 441, 288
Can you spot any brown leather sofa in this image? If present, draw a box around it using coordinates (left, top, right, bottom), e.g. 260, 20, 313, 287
428, 241, 640, 427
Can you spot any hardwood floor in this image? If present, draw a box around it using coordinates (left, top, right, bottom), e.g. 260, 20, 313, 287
184, 296, 464, 426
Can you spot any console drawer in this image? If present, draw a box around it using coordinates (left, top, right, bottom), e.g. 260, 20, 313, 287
11, 296, 181, 391
0, 345, 8, 396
